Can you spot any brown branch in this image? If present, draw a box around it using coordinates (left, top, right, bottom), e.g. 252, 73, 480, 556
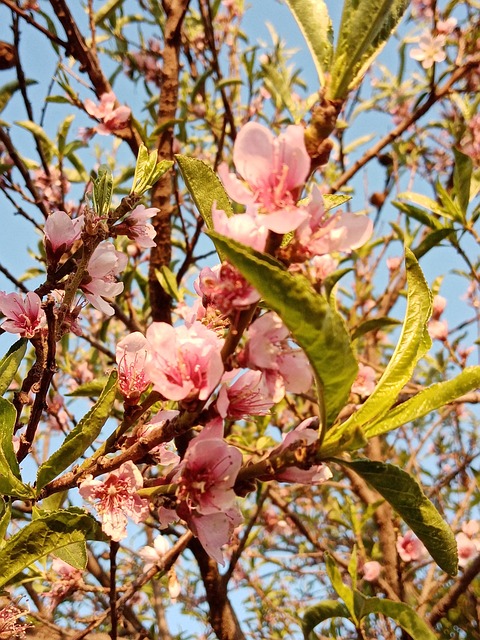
429, 553, 480, 626
0, 0, 67, 48
329, 52, 480, 194
148, 0, 191, 323
47, 0, 141, 156
189, 537, 246, 640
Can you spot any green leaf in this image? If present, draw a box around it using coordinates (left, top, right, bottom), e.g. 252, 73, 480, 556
284, 0, 333, 88
324, 249, 431, 452
325, 552, 356, 621
328, 0, 410, 99
0, 79, 37, 115
36, 371, 118, 492
93, 165, 113, 218
453, 148, 473, 216
32, 506, 87, 570
0, 398, 34, 499
0, 498, 11, 547
0, 338, 26, 396
412, 228, 455, 260
176, 155, 233, 229
15, 120, 59, 160
66, 376, 110, 398
392, 200, 443, 229
131, 144, 173, 195
208, 232, 357, 425
342, 459, 458, 575
364, 366, 480, 439
0, 509, 105, 588
351, 317, 401, 341
323, 193, 352, 212
356, 593, 438, 639
302, 600, 350, 639
94, 0, 125, 23
156, 266, 181, 302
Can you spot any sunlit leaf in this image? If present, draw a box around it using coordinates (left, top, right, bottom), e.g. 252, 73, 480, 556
302, 600, 350, 639
0, 398, 34, 499
0, 509, 105, 588
209, 232, 357, 425
284, 0, 333, 87
342, 459, 458, 575
324, 249, 431, 453
176, 155, 233, 229
0, 338, 26, 396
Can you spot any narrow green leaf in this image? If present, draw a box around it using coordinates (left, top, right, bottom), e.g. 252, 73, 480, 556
284, 0, 333, 87
302, 600, 350, 639
155, 266, 181, 302
0, 509, 105, 588
0, 79, 37, 114
131, 144, 173, 195
208, 232, 357, 425
413, 228, 455, 260
15, 120, 59, 158
436, 181, 464, 223
0, 338, 26, 396
364, 366, 480, 439
0, 398, 34, 499
0, 498, 11, 547
94, 0, 125, 23
328, 0, 409, 99
36, 371, 118, 492
325, 552, 356, 620
324, 249, 432, 452
392, 200, 443, 229
66, 376, 110, 398
343, 459, 458, 575
93, 165, 113, 218
453, 148, 473, 216
357, 593, 438, 639
176, 155, 233, 229
323, 194, 352, 212
351, 317, 401, 341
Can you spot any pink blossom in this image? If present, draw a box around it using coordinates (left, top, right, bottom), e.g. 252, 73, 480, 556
271, 418, 333, 484
44, 210, 84, 262
462, 520, 480, 537
84, 91, 131, 135
363, 560, 382, 582
432, 294, 447, 318
218, 122, 311, 233
436, 17, 457, 35
212, 205, 269, 252
145, 321, 224, 402
195, 263, 260, 316
216, 369, 275, 419
410, 31, 446, 69
456, 532, 480, 568
428, 319, 448, 341
139, 534, 171, 571
351, 364, 376, 397
396, 531, 427, 562
81, 241, 127, 316
294, 186, 373, 258
241, 312, 312, 402
116, 331, 151, 401
114, 204, 158, 248
43, 559, 83, 611
0, 604, 31, 639
0, 291, 45, 338
176, 422, 243, 563
309, 254, 338, 281
33, 165, 70, 209
79, 460, 149, 541
386, 256, 402, 271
